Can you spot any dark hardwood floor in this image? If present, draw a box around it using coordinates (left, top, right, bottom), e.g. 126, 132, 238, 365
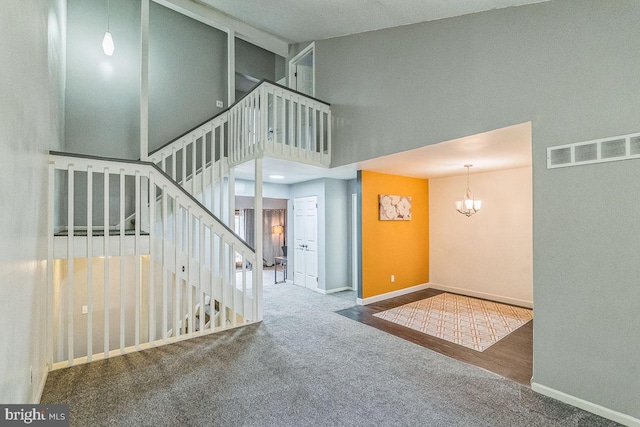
336, 288, 533, 385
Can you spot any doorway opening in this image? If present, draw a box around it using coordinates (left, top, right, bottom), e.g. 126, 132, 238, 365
289, 43, 314, 97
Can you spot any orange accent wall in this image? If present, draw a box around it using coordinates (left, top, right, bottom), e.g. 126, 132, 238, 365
361, 170, 429, 299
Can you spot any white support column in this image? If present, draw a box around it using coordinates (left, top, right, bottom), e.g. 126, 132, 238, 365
103, 167, 110, 357
140, 0, 150, 160
134, 171, 141, 349
254, 158, 263, 321
86, 167, 93, 362
227, 29, 235, 106
161, 187, 168, 341
119, 169, 126, 354
148, 172, 156, 345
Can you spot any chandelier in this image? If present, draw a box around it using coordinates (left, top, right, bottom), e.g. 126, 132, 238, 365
455, 164, 482, 217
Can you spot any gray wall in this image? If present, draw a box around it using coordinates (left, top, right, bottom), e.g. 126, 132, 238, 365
65, 0, 140, 159
314, 0, 640, 419
324, 179, 350, 290
235, 38, 285, 98
0, 0, 65, 403
65, 0, 227, 159
236, 38, 275, 81
149, 2, 227, 151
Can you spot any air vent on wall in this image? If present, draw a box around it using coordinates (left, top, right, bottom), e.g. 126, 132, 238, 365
547, 131, 640, 169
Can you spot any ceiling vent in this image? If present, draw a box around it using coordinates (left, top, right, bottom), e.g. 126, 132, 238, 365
547, 132, 640, 169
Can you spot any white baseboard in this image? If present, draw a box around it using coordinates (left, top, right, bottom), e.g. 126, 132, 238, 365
531, 382, 640, 427
316, 286, 352, 295
356, 283, 430, 305
33, 369, 48, 404
427, 283, 532, 309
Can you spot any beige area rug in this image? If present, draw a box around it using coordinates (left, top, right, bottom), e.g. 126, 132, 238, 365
373, 293, 533, 352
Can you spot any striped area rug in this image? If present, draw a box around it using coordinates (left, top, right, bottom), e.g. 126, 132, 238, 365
373, 293, 532, 352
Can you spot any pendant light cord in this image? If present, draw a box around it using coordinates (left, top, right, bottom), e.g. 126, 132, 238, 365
107, 0, 110, 32
465, 164, 472, 193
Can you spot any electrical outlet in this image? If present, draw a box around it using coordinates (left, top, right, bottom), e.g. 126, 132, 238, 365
391, 274, 395, 282
216, 100, 224, 108
82, 305, 88, 314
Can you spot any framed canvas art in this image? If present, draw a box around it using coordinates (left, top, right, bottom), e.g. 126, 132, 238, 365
379, 194, 412, 220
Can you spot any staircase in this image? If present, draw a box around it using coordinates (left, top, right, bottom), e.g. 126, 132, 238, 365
47, 80, 331, 369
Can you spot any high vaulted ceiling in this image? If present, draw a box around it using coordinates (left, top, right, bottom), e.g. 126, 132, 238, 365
199, 0, 537, 184
199, 0, 549, 42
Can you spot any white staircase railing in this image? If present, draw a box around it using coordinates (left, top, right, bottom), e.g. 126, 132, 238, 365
148, 80, 331, 184
228, 81, 331, 167
48, 152, 259, 369
148, 114, 229, 222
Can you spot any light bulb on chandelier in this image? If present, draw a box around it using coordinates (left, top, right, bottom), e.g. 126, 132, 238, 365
455, 164, 482, 217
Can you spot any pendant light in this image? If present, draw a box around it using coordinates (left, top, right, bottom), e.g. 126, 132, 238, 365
455, 164, 482, 217
102, 0, 115, 56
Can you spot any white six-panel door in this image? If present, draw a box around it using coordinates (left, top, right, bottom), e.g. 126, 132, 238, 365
293, 196, 318, 289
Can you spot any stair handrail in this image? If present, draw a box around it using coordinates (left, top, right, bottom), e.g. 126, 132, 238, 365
50, 150, 253, 253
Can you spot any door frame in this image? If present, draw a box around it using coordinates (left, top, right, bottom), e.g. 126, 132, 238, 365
288, 42, 315, 96
351, 193, 358, 293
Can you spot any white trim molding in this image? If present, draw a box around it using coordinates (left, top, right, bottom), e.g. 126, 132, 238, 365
531, 382, 640, 427
316, 286, 352, 295
427, 283, 532, 309
288, 42, 315, 96
34, 370, 48, 404
356, 283, 430, 305
152, 0, 289, 57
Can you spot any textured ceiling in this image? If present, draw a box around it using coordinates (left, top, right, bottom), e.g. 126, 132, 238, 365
199, 0, 549, 42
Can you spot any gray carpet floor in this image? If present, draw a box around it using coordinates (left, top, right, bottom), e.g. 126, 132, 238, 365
41, 283, 619, 426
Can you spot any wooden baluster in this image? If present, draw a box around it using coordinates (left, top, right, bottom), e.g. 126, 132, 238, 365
230, 242, 236, 327
201, 128, 207, 206
187, 209, 193, 336
241, 250, 247, 323
191, 134, 197, 196
161, 187, 168, 341
219, 234, 226, 327
171, 147, 177, 181
209, 227, 215, 331
174, 196, 181, 338
67, 164, 74, 365
181, 140, 187, 189
210, 124, 216, 213
134, 171, 141, 350
148, 172, 155, 346
199, 216, 205, 333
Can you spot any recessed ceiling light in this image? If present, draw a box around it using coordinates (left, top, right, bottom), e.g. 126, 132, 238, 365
269, 175, 285, 180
